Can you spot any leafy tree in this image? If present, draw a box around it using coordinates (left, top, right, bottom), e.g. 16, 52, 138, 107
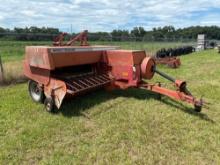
1, 25, 220, 41
131, 27, 146, 39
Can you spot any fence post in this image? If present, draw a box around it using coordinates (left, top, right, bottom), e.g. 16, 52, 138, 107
0, 56, 4, 83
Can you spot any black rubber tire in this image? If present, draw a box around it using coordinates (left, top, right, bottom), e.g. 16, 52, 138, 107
28, 80, 45, 103
44, 97, 56, 113
194, 105, 202, 112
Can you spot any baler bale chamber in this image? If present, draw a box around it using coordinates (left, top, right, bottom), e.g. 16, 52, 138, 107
23, 31, 204, 113
23, 45, 118, 111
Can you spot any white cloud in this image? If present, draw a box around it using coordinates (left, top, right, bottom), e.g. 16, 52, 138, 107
0, 0, 219, 32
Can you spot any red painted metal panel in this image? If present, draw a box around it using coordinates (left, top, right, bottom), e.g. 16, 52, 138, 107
23, 60, 50, 85
25, 46, 118, 70
26, 46, 55, 70
105, 50, 146, 66
51, 51, 102, 68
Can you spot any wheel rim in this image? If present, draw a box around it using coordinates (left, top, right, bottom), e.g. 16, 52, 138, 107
30, 82, 41, 101
46, 102, 51, 111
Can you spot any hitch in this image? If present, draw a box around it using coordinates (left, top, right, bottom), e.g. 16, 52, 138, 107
140, 67, 204, 112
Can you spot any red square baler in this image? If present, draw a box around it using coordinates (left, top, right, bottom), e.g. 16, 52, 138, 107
23, 32, 204, 113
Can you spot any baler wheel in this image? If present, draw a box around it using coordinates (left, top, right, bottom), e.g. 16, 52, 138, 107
28, 80, 45, 103
44, 97, 55, 113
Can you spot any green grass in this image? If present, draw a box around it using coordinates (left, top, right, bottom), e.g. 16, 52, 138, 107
0, 49, 220, 164
0, 41, 50, 62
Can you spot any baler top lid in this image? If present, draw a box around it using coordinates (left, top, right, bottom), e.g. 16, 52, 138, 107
26, 45, 119, 53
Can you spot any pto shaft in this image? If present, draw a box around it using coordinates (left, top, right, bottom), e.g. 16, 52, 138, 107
154, 68, 175, 82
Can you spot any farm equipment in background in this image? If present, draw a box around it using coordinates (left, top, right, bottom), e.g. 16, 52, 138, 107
156, 46, 195, 58
154, 57, 181, 68
23, 31, 204, 113
53, 30, 89, 46
154, 46, 195, 68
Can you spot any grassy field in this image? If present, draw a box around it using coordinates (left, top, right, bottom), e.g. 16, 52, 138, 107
0, 41, 50, 62
0, 47, 220, 164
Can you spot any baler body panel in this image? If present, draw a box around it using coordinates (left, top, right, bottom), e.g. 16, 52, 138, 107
51, 51, 102, 68
23, 60, 50, 85
105, 50, 146, 86
106, 50, 146, 66
25, 46, 118, 70
26, 46, 54, 70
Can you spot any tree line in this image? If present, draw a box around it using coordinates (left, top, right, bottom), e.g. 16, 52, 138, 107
0, 25, 220, 41
0, 26, 60, 41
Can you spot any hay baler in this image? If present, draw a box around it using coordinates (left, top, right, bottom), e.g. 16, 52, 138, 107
23, 32, 203, 113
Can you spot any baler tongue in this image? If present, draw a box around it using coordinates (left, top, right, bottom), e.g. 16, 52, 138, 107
149, 67, 204, 112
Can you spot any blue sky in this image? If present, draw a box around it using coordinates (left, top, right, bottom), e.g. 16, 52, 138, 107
0, 0, 220, 32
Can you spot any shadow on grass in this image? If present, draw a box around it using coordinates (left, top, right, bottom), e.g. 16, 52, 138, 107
59, 88, 214, 123
159, 97, 214, 123
60, 88, 156, 117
